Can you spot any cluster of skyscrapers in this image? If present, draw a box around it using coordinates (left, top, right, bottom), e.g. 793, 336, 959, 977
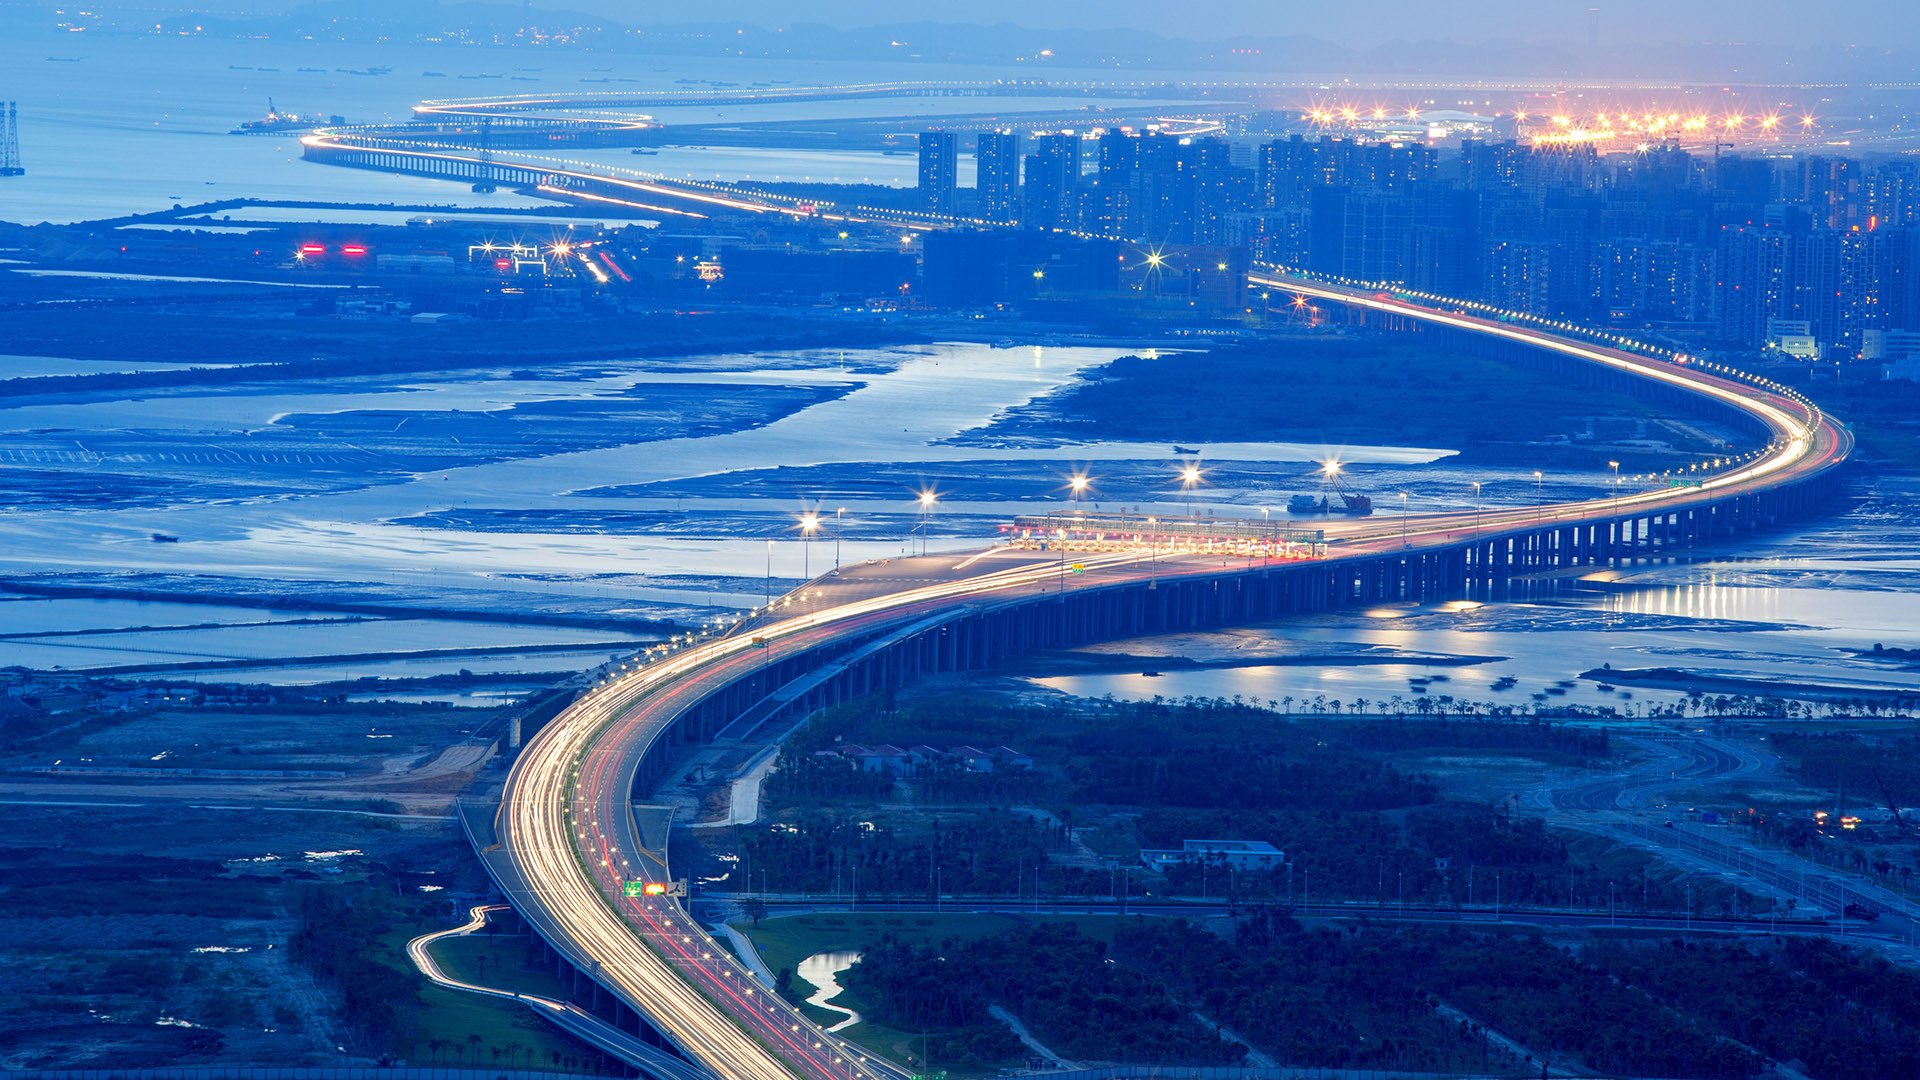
918, 128, 1920, 363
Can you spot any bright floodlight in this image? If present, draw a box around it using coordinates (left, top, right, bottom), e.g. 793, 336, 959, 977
1321, 459, 1341, 477
918, 490, 937, 507
1181, 465, 1201, 486
800, 513, 820, 533
1069, 474, 1089, 493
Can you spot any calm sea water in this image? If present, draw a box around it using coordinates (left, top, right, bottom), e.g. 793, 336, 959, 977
1036, 475, 1920, 715
0, 28, 1190, 223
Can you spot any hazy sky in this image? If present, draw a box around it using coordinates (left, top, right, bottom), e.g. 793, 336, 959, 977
560, 0, 1904, 50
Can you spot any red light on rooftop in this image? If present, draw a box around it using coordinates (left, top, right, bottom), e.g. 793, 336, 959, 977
299, 244, 326, 255
342, 244, 367, 256
494, 259, 511, 271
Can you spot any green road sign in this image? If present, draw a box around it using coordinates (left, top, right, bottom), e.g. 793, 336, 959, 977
623, 881, 646, 897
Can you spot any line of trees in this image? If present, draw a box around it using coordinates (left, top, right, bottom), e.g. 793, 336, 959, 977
287, 886, 420, 1058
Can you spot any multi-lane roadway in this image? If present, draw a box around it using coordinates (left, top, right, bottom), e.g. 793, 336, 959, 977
485, 284, 1850, 1079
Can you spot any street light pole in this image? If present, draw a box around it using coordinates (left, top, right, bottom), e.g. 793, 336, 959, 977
764, 539, 773, 608
800, 513, 819, 581
1533, 469, 1544, 524
1471, 481, 1482, 537
834, 507, 844, 572
1146, 516, 1158, 587
1399, 491, 1409, 549
917, 490, 937, 556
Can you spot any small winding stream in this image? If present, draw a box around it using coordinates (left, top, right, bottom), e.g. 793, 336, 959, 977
794, 950, 863, 1033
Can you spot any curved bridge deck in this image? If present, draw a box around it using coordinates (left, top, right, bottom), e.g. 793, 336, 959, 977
480, 284, 1849, 1079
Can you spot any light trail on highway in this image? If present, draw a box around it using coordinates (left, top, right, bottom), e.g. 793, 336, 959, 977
502, 551, 1159, 1079
491, 279, 1850, 1078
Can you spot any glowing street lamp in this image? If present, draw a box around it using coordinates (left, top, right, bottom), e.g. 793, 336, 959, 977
1179, 463, 1202, 516
1068, 472, 1090, 511
917, 490, 938, 556
799, 512, 820, 580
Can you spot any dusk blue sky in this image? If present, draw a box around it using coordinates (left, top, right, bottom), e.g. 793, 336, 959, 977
552, 0, 1909, 49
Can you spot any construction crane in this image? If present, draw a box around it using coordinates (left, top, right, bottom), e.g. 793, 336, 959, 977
1288, 460, 1373, 516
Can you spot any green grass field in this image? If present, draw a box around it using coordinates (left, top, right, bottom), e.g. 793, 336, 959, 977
427, 931, 578, 1002
376, 925, 600, 1071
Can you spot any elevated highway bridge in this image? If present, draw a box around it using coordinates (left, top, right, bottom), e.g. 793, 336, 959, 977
473, 279, 1850, 1079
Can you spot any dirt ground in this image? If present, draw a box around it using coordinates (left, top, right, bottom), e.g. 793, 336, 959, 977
1, 697, 506, 1068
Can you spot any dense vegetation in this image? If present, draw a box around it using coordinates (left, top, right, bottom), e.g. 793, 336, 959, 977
1586, 937, 1920, 1079
776, 693, 1464, 813
1141, 802, 1590, 908
848, 918, 1896, 1077
740, 807, 1073, 897
288, 886, 420, 1058
744, 693, 1707, 908
845, 923, 1246, 1067
1768, 729, 1920, 810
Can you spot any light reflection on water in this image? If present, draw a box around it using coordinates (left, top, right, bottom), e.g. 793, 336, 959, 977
1036, 541, 1920, 715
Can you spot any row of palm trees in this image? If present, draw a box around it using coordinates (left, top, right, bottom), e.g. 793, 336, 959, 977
1161, 691, 1914, 722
